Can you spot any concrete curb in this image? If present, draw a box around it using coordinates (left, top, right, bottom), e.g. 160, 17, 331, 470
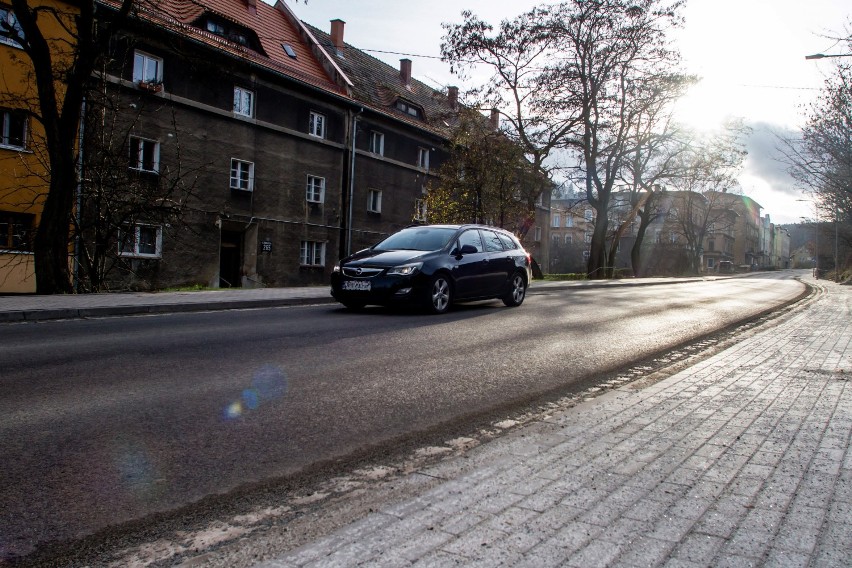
0, 273, 755, 323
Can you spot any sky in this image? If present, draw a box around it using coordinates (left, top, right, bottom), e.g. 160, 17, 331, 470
288, 0, 851, 224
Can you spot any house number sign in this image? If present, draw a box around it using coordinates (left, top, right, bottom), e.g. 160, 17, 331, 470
261, 239, 273, 253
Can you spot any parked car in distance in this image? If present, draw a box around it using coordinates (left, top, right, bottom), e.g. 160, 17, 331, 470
331, 224, 532, 314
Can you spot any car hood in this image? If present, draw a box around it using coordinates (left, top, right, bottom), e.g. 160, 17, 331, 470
344, 249, 432, 267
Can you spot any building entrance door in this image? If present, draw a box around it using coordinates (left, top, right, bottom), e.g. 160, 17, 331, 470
220, 230, 242, 288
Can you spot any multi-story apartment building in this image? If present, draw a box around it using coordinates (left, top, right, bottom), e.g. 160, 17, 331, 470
708, 193, 763, 270
85, 0, 459, 290
0, 0, 77, 293
548, 198, 596, 273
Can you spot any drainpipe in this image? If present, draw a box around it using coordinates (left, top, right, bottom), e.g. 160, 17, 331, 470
346, 107, 363, 256
73, 97, 86, 293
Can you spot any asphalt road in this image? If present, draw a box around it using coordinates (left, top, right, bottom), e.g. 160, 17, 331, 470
0, 272, 806, 561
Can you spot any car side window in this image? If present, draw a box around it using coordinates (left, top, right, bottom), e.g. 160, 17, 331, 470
457, 229, 483, 253
481, 230, 504, 253
496, 233, 518, 250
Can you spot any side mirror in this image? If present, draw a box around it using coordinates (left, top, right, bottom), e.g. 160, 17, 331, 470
456, 244, 478, 256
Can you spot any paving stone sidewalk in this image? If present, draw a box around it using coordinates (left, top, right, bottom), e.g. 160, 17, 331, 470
260, 278, 851, 568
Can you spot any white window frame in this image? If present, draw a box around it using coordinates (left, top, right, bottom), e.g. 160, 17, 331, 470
566, 216, 574, 228
309, 111, 326, 138
119, 223, 163, 259
300, 240, 325, 266
369, 131, 384, 156
233, 86, 255, 118
564, 234, 573, 245
368, 189, 382, 213
552, 214, 560, 228
417, 147, 430, 169
534, 227, 541, 242
0, 7, 24, 48
128, 136, 160, 173
584, 209, 594, 222
306, 175, 325, 203
132, 50, 163, 84
584, 232, 592, 244
230, 159, 254, 191
414, 198, 427, 221
1, 109, 27, 150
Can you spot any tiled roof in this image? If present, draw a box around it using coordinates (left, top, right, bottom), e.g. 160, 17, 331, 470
99, 0, 347, 95
303, 22, 459, 138
99, 1, 460, 137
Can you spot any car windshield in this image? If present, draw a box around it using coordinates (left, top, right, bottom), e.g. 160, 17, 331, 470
373, 227, 457, 252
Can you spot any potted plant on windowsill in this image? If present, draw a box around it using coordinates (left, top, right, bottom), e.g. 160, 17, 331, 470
137, 80, 163, 93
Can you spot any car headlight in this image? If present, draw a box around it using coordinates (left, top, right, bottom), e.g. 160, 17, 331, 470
332, 263, 341, 273
387, 262, 422, 276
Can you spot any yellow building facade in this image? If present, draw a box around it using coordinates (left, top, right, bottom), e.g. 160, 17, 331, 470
0, 0, 77, 293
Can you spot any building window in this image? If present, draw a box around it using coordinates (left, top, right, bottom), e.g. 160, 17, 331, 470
368, 189, 382, 213
708, 240, 715, 252
0, 211, 34, 251
132, 50, 163, 85
670, 232, 678, 244
369, 131, 384, 156
534, 227, 541, 242
0, 6, 24, 48
1, 109, 26, 149
584, 232, 592, 244
707, 257, 715, 269
417, 147, 429, 169
306, 175, 325, 203
584, 209, 594, 222
564, 234, 573, 244
414, 198, 427, 221
309, 111, 326, 138
119, 223, 162, 258
233, 86, 255, 117
583, 250, 591, 260
566, 216, 574, 228
551, 234, 560, 245
552, 214, 560, 228
395, 100, 423, 119
300, 240, 325, 266
128, 137, 159, 172
230, 159, 254, 191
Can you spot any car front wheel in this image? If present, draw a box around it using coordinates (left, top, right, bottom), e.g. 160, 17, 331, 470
426, 274, 452, 314
502, 272, 526, 307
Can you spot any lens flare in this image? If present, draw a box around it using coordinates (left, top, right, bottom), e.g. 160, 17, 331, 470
222, 365, 288, 421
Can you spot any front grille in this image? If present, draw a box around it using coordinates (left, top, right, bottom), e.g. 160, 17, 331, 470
342, 267, 384, 278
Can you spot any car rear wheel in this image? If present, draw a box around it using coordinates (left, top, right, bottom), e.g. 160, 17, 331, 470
502, 272, 526, 307
426, 274, 452, 314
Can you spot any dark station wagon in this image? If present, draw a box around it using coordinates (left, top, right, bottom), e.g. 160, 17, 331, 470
331, 224, 533, 314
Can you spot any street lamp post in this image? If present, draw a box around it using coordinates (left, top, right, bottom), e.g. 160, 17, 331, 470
804, 53, 852, 60
797, 199, 818, 279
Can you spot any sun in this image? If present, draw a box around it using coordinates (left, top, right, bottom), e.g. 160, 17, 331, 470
673, 80, 737, 132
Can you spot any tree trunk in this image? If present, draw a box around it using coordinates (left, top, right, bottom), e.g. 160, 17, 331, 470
34, 149, 76, 294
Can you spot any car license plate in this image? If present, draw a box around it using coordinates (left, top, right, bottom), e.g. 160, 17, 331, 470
343, 280, 371, 291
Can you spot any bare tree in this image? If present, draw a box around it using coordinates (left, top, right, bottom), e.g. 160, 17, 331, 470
425, 108, 542, 233
4, 0, 137, 293
666, 122, 750, 274
74, 66, 199, 292
443, 1, 689, 279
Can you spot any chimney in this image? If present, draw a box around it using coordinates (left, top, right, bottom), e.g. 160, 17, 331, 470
490, 108, 500, 129
400, 58, 412, 87
330, 19, 345, 51
448, 86, 458, 109
246, 0, 257, 16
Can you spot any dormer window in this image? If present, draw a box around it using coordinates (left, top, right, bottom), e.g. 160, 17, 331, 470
206, 20, 226, 35
197, 15, 264, 54
394, 100, 423, 120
